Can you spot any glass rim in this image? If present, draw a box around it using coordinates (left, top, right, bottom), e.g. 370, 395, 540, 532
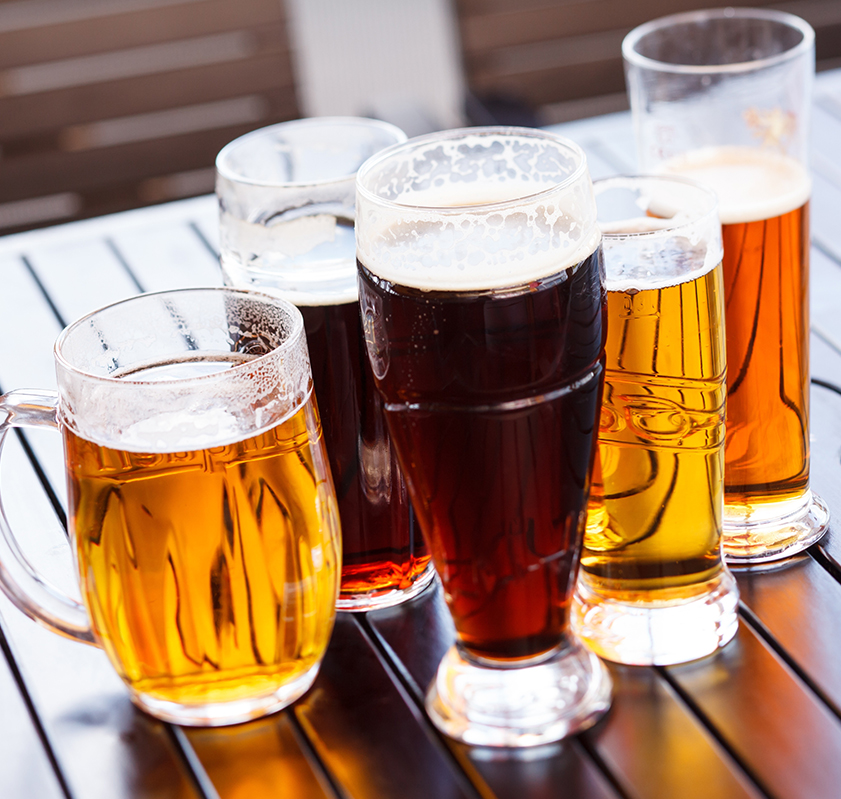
215, 116, 408, 189
355, 126, 590, 214
54, 287, 305, 386
622, 7, 815, 76
594, 174, 720, 239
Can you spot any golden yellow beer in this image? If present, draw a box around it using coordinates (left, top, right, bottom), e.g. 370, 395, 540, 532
582, 261, 727, 599
662, 147, 814, 552
65, 393, 340, 708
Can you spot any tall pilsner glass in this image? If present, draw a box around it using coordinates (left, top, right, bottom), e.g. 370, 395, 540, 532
624, 9, 828, 563
217, 118, 434, 610
356, 128, 612, 746
573, 176, 739, 665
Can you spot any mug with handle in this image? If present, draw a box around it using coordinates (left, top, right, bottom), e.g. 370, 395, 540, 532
0, 287, 341, 726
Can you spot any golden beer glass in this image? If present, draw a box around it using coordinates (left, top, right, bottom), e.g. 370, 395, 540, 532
0, 288, 341, 725
572, 175, 739, 665
623, 9, 827, 564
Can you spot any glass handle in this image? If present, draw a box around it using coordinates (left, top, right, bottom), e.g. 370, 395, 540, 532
0, 390, 95, 645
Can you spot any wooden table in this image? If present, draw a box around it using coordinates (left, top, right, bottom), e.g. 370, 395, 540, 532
4, 71, 841, 799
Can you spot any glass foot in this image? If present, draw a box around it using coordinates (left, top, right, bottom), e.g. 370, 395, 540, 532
425, 642, 612, 747
130, 662, 320, 726
571, 570, 739, 666
336, 562, 436, 612
723, 490, 830, 564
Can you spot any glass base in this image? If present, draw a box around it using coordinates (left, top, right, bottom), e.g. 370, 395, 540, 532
571, 570, 739, 666
723, 490, 830, 564
336, 561, 436, 612
130, 662, 320, 727
425, 642, 612, 747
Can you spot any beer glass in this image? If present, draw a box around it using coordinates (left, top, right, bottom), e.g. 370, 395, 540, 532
356, 128, 612, 747
217, 118, 434, 611
623, 9, 827, 563
572, 175, 739, 665
0, 288, 341, 726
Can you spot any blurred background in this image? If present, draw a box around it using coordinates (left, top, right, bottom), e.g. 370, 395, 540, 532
1, 0, 839, 234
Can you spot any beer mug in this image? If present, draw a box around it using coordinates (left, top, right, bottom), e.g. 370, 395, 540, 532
623, 9, 827, 563
0, 289, 341, 726
572, 175, 739, 665
217, 118, 434, 611
356, 128, 611, 747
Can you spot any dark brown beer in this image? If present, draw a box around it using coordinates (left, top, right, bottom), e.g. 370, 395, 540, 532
300, 303, 430, 601
358, 250, 605, 662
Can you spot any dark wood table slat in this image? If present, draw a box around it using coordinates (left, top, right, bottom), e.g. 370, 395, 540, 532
665, 622, 841, 799
586, 665, 765, 799
369, 586, 668, 799
184, 713, 335, 799
293, 614, 483, 799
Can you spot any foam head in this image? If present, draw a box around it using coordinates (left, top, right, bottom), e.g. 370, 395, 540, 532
55, 289, 311, 452
595, 175, 723, 292
660, 146, 810, 225
216, 118, 407, 306
355, 128, 601, 291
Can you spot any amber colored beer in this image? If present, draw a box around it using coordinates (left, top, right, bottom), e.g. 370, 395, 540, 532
582, 262, 727, 598
300, 302, 430, 599
358, 250, 605, 662
721, 205, 809, 503
64, 393, 339, 707
662, 147, 811, 518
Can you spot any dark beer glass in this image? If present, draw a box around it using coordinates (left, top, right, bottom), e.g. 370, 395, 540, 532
217, 118, 433, 610
356, 128, 611, 746
624, 9, 827, 563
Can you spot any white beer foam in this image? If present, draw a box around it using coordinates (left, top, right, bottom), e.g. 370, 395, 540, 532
356, 132, 601, 291
605, 245, 718, 293
660, 146, 810, 225
596, 176, 723, 292
56, 291, 313, 454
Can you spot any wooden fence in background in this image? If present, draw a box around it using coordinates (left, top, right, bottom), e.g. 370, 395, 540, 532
0, 0, 298, 233
2, 0, 840, 233
457, 0, 841, 123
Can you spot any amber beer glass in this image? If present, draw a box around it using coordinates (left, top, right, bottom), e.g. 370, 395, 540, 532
573, 176, 739, 664
624, 9, 827, 563
0, 289, 341, 725
356, 128, 612, 746
217, 118, 433, 610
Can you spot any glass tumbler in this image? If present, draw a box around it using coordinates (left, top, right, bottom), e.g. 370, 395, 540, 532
572, 175, 739, 665
217, 117, 434, 611
623, 9, 827, 563
356, 127, 612, 747
0, 288, 341, 726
